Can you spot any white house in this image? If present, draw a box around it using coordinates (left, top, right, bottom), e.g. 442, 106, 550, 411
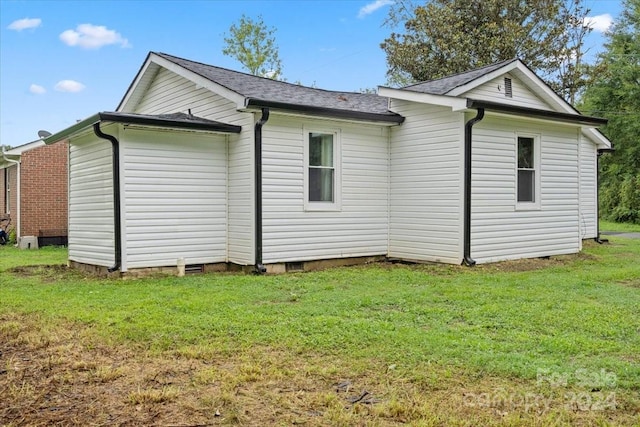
43, 52, 611, 274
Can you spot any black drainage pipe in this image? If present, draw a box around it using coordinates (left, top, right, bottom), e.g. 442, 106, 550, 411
93, 123, 122, 273
463, 108, 484, 266
254, 108, 270, 274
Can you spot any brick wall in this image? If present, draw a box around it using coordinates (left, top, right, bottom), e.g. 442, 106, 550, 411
0, 167, 5, 213
19, 142, 68, 237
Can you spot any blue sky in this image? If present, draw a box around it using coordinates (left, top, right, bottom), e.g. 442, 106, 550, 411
0, 0, 622, 147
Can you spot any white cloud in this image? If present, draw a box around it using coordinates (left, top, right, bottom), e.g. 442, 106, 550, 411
8, 18, 42, 31
584, 14, 614, 33
29, 84, 46, 95
54, 80, 86, 93
358, 0, 394, 18
59, 24, 130, 49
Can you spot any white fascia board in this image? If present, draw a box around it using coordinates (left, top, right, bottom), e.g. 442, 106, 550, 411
4, 139, 45, 156
378, 86, 467, 110
118, 58, 158, 112
583, 128, 612, 149
150, 54, 246, 108
509, 63, 580, 114
446, 61, 520, 97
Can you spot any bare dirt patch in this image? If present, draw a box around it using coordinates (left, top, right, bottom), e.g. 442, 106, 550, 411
7, 264, 89, 284
2, 313, 637, 426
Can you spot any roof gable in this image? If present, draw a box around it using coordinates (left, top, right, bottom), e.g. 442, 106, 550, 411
401, 59, 517, 95
399, 59, 579, 116
381, 59, 611, 149
119, 52, 403, 124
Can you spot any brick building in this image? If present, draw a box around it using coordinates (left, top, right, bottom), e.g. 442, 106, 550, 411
1, 140, 68, 246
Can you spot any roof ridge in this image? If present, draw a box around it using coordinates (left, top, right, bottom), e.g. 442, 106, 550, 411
154, 51, 378, 97
403, 58, 518, 89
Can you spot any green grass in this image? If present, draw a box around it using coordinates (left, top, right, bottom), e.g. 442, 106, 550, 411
600, 219, 640, 233
1, 240, 639, 393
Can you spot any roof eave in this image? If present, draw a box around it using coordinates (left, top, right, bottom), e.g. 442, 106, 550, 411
4, 139, 46, 156
245, 98, 405, 124
378, 86, 469, 111
466, 99, 607, 127
99, 112, 242, 133
43, 113, 102, 145
44, 112, 241, 145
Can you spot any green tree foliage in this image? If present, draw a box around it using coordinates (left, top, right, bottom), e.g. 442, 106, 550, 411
580, 0, 640, 223
222, 14, 283, 79
381, 0, 593, 102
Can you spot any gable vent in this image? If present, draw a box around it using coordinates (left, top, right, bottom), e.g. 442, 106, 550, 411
504, 77, 513, 98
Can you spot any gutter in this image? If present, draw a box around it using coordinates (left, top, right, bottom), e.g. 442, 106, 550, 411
462, 108, 485, 266
595, 147, 615, 244
44, 112, 241, 146
245, 98, 405, 125
254, 108, 270, 274
2, 148, 20, 241
93, 123, 122, 273
466, 99, 607, 127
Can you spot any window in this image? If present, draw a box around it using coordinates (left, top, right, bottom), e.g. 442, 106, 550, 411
304, 129, 340, 210
517, 135, 539, 208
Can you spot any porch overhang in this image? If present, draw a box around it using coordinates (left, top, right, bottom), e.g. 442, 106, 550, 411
43, 111, 241, 145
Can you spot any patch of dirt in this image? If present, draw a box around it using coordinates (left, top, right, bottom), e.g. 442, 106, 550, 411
9, 264, 70, 276
8, 264, 95, 283
617, 279, 640, 288
1, 313, 637, 426
477, 251, 599, 273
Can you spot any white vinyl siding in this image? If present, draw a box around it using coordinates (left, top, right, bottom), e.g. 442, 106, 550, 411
261, 116, 389, 263
119, 129, 227, 270
68, 132, 115, 267
465, 74, 549, 109
130, 67, 255, 265
388, 100, 464, 264
579, 135, 598, 239
470, 116, 580, 263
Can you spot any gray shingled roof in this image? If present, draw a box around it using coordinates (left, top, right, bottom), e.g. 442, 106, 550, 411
401, 59, 517, 95
155, 52, 399, 120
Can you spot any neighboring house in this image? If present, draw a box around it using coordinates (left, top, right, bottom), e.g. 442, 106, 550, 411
42, 52, 611, 274
1, 140, 69, 246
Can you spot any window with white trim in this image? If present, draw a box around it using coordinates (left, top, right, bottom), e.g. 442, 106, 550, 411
304, 129, 340, 210
516, 135, 540, 208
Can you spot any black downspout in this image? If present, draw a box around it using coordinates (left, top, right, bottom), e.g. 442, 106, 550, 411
594, 149, 608, 244
254, 108, 270, 273
463, 108, 485, 266
93, 123, 122, 273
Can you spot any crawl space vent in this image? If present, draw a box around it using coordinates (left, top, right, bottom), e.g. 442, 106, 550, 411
185, 264, 204, 274
286, 262, 304, 272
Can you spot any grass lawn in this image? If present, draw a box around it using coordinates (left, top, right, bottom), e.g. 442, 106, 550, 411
600, 220, 640, 233
1, 237, 639, 426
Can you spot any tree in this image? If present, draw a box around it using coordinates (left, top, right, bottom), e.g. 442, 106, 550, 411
222, 15, 283, 79
580, 0, 640, 223
380, 0, 593, 101
552, 0, 595, 104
